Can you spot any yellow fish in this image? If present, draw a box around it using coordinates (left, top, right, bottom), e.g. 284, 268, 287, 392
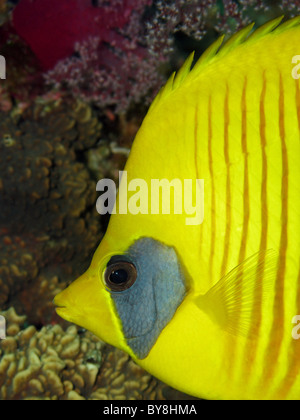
55, 16, 300, 400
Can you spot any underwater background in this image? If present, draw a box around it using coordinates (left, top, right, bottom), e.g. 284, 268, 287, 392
0, 0, 298, 400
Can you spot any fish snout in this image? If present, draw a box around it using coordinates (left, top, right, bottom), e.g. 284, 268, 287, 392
53, 269, 125, 349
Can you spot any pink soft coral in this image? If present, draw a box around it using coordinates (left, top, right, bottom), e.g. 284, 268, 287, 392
12, 0, 152, 70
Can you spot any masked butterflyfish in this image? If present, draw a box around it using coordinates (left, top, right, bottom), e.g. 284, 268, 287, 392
54, 16, 300, 400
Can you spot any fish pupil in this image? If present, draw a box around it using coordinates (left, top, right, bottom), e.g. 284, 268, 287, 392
109, 268, 128, 284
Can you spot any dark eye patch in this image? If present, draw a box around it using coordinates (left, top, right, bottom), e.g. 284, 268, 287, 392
106, 238, 186, 359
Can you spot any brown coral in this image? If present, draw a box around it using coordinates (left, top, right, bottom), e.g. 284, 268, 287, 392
0, 319, 103, 399
0, 100, 102, 322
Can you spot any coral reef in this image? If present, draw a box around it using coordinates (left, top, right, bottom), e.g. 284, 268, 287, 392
0, 99, 102, 323
12, 0, 152, 71
0, 0, 293, 114
0, 308, 105, 400
45, 38, 163, 114
0, 308, 197, 400
12, 0, 159, 114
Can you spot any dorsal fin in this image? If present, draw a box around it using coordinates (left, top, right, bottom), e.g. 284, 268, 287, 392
148, 16, 300, 113
191, 35, 224, 74
172, 51, 195, 90
273, 15, 300, 35
247, 15, 284, 41
216, 22, 255, 59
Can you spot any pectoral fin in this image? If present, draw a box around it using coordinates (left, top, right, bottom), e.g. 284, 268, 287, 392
195, 250, 279, 338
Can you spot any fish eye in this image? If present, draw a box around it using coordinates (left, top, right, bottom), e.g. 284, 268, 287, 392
104, 260, 137, 292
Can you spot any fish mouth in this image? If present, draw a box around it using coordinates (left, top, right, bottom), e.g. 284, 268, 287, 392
54, 303, 74, 323
53, 299, 67, 315
55, 305, 65, 312
55, 306, 69, 319
53, 295, 71, 319
53, 293, 82, 324
53, 295, 65, 309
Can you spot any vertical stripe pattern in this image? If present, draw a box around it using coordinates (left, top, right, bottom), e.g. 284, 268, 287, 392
261, 73, 288, 388
208, 96, 216, 282
221, 86, 231, 278
241, 73, 267, 382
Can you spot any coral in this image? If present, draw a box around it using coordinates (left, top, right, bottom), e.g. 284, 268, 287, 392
279, 0, 300, 15
45, 38, 163, 114
12, 0, 152, 70
0, 236, 38, 306
12, 0, 161, 113
145, 0, 217, 58
0, 100, 102, 322
0, 308, 196, 400
0, 311, 105, 400
11, 0, 159, 112
0, 307, 26, 336
16, 274, 68, 327
40, 0, 162, 113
